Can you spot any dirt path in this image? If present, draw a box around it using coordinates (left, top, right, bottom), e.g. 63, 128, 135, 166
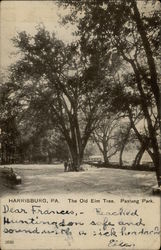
0, 164, 157, 197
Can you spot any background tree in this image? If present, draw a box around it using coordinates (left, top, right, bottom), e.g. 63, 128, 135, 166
0, 76, 22, 164
0, 72, 69, 164
92, 113, 122, 164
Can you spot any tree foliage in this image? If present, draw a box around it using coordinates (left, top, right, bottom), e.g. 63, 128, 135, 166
60, 0, 161, 184
7, 26, 111, 169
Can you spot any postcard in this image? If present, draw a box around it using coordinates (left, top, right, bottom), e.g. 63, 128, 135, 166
0, 0, 160, 249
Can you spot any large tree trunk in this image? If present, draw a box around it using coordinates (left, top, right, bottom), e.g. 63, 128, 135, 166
116, 1, 160, 186
119, 145, 124, 167
67, 137, 85, 171
1, 143, 5, 164
47, 153, 52, 164
103, 151, 109, 165
131, 0, 160, 121
131, 2, 161, 185
132, 146, 145, 168
128, 108, 161, 187
69, 147, 83, 171
119, 126, 131, 167
149, 145, 161, 187
102, 140, 109, 165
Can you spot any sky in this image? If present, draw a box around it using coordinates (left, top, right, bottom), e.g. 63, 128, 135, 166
1, 0, 160, 70
1, 1, 75, 70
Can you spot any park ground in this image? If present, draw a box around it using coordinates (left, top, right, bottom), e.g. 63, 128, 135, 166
0, 164, 158, 197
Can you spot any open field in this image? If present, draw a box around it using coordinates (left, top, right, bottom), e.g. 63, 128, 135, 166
0, 164, 158, 197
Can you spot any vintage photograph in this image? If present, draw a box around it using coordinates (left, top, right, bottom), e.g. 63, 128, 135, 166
0, 0, 161, 199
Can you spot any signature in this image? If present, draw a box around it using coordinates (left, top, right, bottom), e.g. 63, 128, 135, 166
108, 239, 135, 248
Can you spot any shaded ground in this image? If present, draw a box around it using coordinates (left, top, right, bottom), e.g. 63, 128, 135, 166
0, 164, 158, 197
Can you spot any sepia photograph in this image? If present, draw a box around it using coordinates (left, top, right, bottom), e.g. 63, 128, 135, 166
0, 1, 161, 249
0, 0, 161, 198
